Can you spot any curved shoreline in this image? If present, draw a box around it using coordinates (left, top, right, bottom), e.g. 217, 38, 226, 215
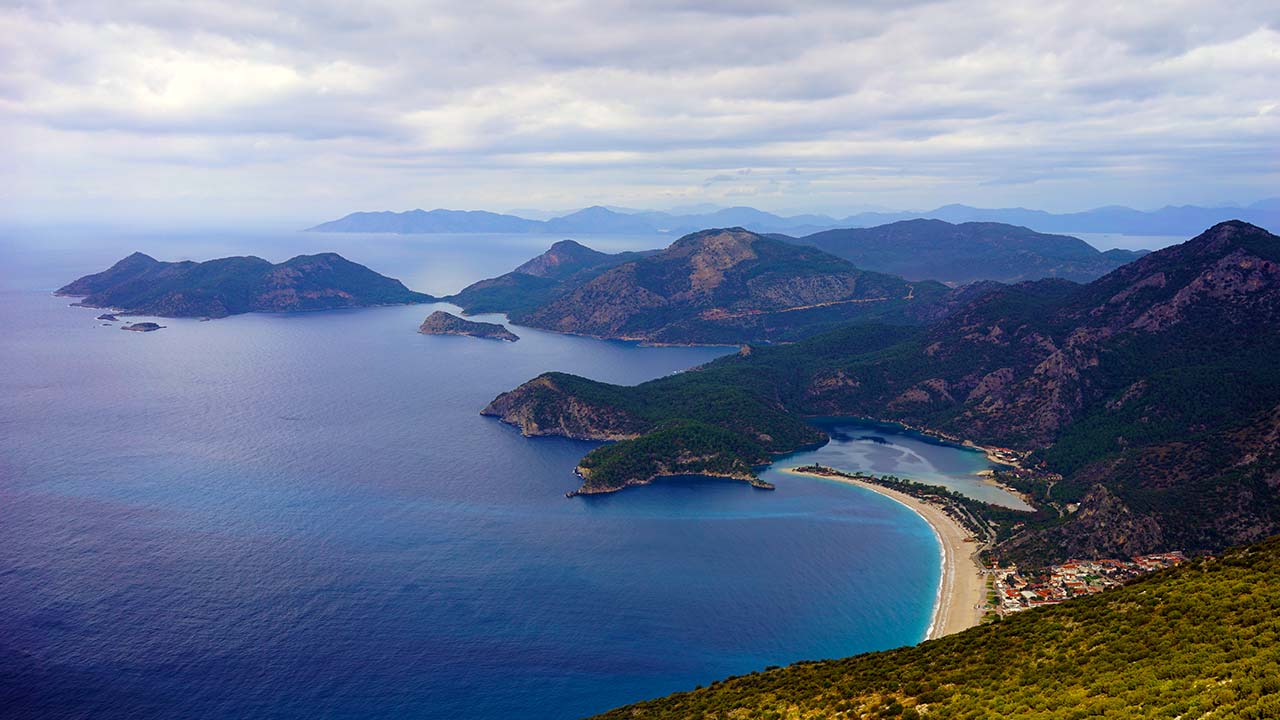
782, 467, 986, 640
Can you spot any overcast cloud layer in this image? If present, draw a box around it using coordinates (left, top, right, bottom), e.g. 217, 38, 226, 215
2, 0, 1278, 223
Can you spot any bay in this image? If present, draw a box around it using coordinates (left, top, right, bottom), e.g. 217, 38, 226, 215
0, 227, 999, 718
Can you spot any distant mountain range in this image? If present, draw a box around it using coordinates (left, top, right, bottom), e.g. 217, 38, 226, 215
308, 199, 1279, 238
57, 252, 433, 318
447, 219, 1159, 343
484, 221, 1280, 561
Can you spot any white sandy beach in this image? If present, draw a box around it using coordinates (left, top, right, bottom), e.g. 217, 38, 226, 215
783, 467, 987, 640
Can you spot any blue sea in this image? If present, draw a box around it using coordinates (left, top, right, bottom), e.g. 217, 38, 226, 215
0, 227, 1019, 719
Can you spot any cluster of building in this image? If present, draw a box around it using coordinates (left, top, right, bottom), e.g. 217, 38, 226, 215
990, 552, 1186, 615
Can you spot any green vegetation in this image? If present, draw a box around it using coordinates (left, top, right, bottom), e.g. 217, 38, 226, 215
578, 420, 773, 492
594, 535, 1280, 719
485, 324, 917, 491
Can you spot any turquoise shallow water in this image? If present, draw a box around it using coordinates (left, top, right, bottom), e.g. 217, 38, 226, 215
0, 228, 994, 719
773, 419, 1031, 510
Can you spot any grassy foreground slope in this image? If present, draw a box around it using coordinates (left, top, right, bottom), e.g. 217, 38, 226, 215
594, 536, 1280, 719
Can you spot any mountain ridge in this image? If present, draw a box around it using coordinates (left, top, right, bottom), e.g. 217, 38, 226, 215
790, 219, 1148, 284
306, 200, 1278, 238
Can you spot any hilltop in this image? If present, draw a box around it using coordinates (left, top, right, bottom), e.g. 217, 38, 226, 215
57, 252, 433, 318
593, 535, 1280, 718
447, 240, 655, 318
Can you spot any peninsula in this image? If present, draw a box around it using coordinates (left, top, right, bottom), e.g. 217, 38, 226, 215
57, 252, 433, 318
484, 222, 1280, 566
418, 310, 519, 342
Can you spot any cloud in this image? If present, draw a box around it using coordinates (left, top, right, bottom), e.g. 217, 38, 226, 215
1, 0, 1277, 222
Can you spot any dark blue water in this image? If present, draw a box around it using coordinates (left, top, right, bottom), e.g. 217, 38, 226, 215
2, 228, 954, 719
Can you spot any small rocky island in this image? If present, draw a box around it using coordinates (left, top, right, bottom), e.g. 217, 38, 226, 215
121, 322, 164, 332
418, 311, 519, 342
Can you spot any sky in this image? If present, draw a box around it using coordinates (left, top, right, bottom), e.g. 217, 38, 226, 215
2, 0, 1278, 225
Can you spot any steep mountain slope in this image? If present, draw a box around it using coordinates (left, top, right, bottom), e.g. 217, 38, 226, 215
57, 252, 433, 318
485, 222, 1280, 561
518, 228, 951, 344
593, 535, 1280, 719
446, 240, 654, 317
791, 219, 1146, 284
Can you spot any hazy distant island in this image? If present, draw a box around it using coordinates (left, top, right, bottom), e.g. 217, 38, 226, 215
306, 199, 1280, 238
784, 218, 1149, 284
418, 310, 519, 342
57, 251, 433, 318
